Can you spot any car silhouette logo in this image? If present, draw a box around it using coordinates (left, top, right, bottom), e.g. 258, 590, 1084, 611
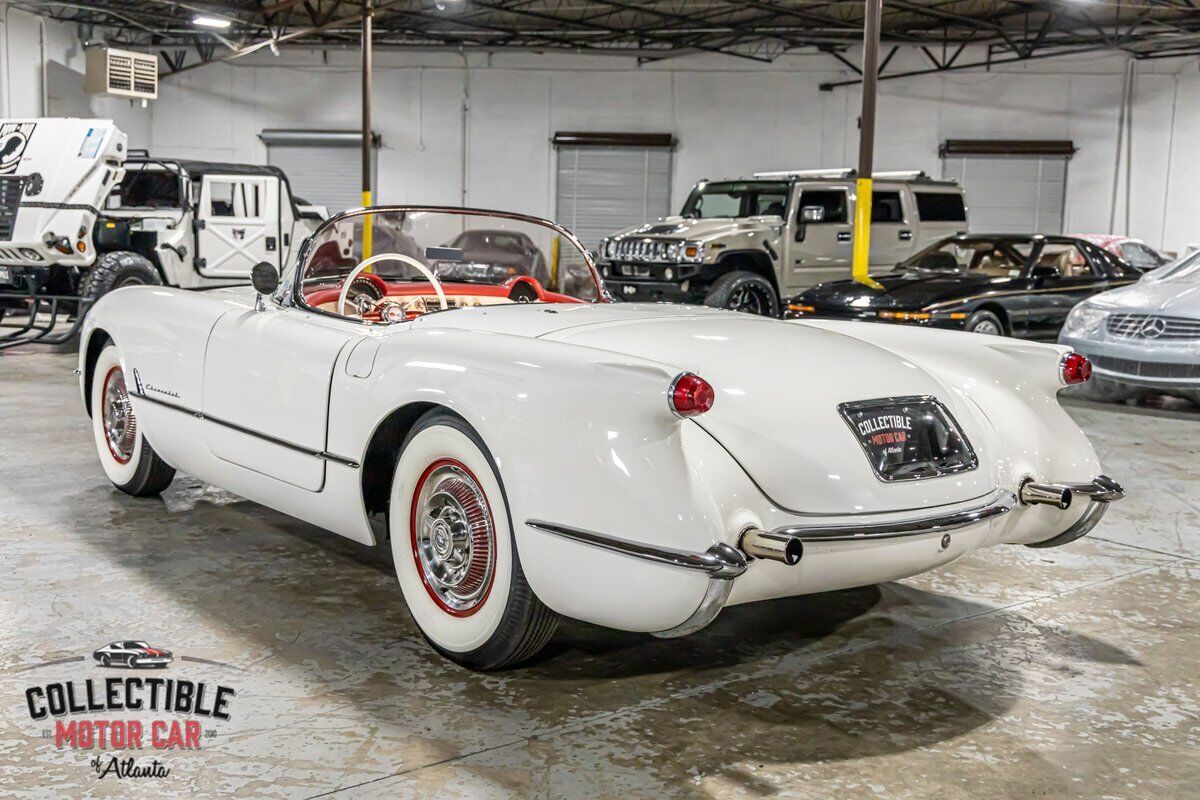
1140, 317, 1167, 339
93, 641, 174, 669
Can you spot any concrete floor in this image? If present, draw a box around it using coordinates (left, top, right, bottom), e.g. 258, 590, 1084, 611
1, 348, 1197, 800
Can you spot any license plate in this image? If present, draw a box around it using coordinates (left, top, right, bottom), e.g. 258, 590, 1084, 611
0, 266, 11, 285
622, 284, 637, 295
839, 396, 977, 482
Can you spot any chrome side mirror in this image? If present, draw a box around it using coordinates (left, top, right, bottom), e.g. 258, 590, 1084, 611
251, 262, 279, 311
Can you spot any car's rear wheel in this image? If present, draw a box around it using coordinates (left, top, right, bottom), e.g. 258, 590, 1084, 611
704, 270, 779, 317
965, 309, 1005, 335
389, 410, 557, 670
90, 344, 176, 497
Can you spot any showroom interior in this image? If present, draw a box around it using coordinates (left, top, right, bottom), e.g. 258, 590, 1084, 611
0, 1, 1197, 798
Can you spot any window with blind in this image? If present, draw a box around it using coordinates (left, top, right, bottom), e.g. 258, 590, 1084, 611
555, 140, 674, 255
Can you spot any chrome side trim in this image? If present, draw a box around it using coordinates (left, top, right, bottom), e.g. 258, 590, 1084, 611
524, 520, 747, 578
1026, 475, 1124, 549
769, 489, 1017, 542
130, 391, 361, 469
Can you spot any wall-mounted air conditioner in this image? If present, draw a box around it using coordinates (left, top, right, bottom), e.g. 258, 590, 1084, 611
84, 47, 158, 100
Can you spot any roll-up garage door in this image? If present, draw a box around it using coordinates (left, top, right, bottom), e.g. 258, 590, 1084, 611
555, 133, 674, 254
940, 140, 1074, 235
260, 129, 379, 214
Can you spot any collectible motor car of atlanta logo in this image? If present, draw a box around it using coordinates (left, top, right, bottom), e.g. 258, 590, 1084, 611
18, 639, 237, 781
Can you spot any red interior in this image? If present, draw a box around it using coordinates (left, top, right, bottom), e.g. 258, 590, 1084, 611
303, 274, 589, 319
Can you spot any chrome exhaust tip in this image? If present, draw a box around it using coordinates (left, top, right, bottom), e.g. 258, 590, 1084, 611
1019, 479, 1072, 509
739, 528, 804, 565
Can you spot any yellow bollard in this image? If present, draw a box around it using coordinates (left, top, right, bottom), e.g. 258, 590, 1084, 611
361, 191, 374, 271
550, 236, 560, 291
852, 177, 882, 289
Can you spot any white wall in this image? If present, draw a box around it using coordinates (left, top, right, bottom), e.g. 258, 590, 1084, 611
0, 6, 151, 145
2, 5, 1196, 252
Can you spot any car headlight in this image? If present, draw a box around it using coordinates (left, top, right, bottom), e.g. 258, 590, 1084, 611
1062, 303, 1107, 338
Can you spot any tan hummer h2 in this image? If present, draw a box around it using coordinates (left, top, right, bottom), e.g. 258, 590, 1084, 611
597, 169, 969, 316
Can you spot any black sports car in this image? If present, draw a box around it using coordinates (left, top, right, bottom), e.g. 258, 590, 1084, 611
784, 234, 1141, 339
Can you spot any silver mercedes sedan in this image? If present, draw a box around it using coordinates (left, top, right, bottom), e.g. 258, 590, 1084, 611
1059, 249, 1200, 405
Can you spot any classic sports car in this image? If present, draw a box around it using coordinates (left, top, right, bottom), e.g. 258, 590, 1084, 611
1060, 249, 1200, 405
93, 641, 173, 668
79, 207, 1124, 670
785, 234, 1140, 338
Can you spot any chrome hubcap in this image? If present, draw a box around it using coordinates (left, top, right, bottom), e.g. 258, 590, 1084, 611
973, 319, 1001, 335
102, 369, 136, 462
414, 464, 495, 613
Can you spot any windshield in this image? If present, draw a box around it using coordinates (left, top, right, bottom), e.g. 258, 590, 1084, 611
1147, 249, 1200, 283
680, 181, 789, 219
106, 167, 182, 210
899, 238, 1031, 276
297, 208, 602, 323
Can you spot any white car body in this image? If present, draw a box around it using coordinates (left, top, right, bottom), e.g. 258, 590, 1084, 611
78, 207, 1123, 649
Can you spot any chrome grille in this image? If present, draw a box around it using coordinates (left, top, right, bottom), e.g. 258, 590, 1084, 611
1089, 355, 1200, 380
1106, 313, 1200, 341
0, 247, 21, 261
609, 238, 675, 263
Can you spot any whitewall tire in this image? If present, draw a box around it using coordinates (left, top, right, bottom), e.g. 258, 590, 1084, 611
90, 343, 176, 497
390, 410, 557, 670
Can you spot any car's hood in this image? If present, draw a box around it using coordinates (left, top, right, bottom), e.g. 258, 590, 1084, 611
1092, 277, 1200, 315
610, 215, 776, 242
799, 270, 1010, 309
514, 306, 1000, 514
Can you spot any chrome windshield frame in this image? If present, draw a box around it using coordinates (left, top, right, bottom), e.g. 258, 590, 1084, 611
289, 204, 609, 323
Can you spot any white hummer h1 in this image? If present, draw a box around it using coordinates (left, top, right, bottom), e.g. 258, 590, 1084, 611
0, 118, 324, 346
597, 169, 969, 317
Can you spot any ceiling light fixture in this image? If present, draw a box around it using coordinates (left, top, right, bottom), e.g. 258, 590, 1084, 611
192, 15, 232, 29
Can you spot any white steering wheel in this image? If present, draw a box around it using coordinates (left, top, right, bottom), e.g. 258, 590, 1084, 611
337, 252, 449, 318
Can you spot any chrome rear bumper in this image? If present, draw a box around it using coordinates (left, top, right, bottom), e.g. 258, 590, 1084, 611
1021, 475, 1125, 549
527, 490, 1017, 639
527, 477, 1122, 637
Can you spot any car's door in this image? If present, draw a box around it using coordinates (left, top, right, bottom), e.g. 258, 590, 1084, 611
1023, 242, 1107, 338
868, 187, 912, 267
202, 302, 359, 492
786, 184, 853, 290
196, 174, 281, 278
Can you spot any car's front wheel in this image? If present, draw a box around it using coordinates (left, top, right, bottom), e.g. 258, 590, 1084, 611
90, 343, 176, 496
704, 270, 780, 317
389, 410, 557, 670
965, 309, 1005, 335
100, 655, 111, 667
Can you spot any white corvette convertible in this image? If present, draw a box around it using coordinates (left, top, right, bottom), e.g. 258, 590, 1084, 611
79, 207, 1124, 669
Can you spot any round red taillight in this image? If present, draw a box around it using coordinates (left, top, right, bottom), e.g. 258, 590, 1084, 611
1061, 353, 1092, 385
670, 372, 715, 417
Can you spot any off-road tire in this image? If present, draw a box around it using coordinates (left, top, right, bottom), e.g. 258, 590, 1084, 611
964, 309, 1006, 336
703, 270, 780, 317
80, 251, 162, 305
